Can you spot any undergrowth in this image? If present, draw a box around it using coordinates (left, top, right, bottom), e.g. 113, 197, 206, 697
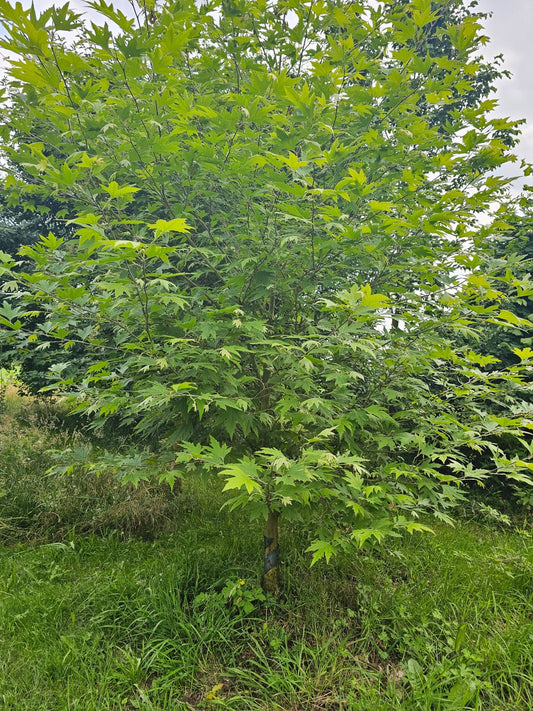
0, 389, 181, 542
0, 388, 532, 710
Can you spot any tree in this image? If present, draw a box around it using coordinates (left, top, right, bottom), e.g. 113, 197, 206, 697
0, 0, 531, 592
477, 205, 533, 373
0, 186, 76, 393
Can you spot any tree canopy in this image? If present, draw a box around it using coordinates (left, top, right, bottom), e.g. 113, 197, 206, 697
0, 0, 532, 588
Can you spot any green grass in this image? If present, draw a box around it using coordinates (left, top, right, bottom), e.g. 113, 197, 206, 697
1, 517, 532, 710
0, 392, 532, 709
0, 392, 182, 542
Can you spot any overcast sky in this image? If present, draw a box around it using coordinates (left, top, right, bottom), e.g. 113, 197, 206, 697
477, 0, 533, 171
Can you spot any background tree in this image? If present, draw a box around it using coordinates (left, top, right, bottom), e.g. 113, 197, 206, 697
0, 184, 76, 393
0, 197, 67, 256
480, 207, 533, 372
0, 0, 531, 592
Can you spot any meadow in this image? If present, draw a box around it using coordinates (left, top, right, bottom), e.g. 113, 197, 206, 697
0, 380, 532, 710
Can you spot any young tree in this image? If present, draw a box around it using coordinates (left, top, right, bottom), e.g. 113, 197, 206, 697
0, 0, 531, 591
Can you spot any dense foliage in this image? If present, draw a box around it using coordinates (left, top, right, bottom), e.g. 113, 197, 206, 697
0, 192, 74, 393
478, 211, 533, 373
0, 0, 532, 586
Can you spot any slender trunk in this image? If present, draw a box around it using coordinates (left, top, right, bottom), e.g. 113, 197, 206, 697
262, 509, 280, 595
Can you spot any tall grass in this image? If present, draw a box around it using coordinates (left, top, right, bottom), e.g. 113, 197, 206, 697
0, 389, 181, 543
0, 390, 532, 709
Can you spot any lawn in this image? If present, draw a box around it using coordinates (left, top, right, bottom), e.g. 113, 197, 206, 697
0, 389, 532, 710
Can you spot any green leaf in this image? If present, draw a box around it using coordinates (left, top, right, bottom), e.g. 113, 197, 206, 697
148, 218, 192, 236
513, 347, 533, 360
405, 522, 434, 535
100, 181, 140, 199
221, 460, 262, 495
306, 540, 335, 565
490, 310, 532, 328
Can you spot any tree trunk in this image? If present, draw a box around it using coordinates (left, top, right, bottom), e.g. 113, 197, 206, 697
262, 509, 280, 595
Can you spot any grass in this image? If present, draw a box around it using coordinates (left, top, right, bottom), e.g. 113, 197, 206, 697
0, 386, 532, 709
0, 389, 182, 542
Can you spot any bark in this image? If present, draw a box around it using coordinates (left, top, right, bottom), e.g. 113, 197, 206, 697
262, 508, 280, 595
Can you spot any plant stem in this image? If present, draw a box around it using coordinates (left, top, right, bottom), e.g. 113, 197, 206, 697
262, 509, 280, 595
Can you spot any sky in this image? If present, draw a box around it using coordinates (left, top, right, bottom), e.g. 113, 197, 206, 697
476, 0, 533, 176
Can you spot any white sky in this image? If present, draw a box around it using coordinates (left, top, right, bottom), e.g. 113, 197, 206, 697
477, 0, 533, 172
